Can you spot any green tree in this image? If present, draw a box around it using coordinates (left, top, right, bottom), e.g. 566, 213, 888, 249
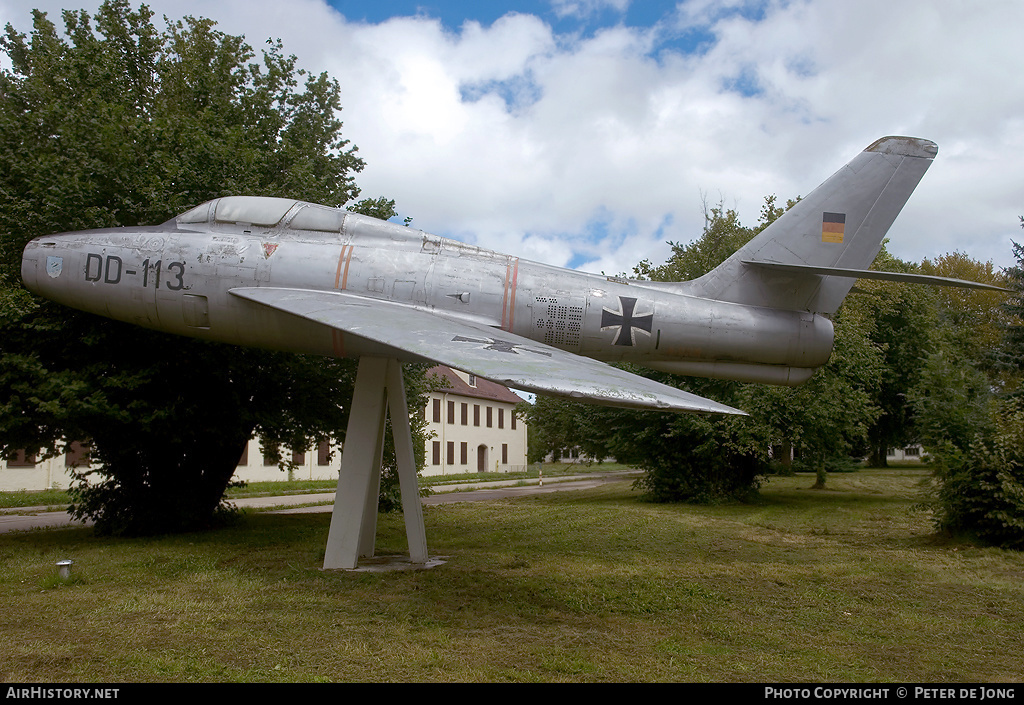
924, 398, 1024, 548
522, 395, 615, 464
993, 233, 1024, 391
907, 252, 1007, 454
846, 250, 938, 467
0, 1, 421, 535
742, 294, 883, 487
622, 377, 768, 504
908, 341, 994, 455
919, 252, 1009, 372
911, 235, 1024, 547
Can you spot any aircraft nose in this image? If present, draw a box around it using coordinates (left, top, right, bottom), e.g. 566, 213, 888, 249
21, 235, 70, 298
21, 238, 43, 293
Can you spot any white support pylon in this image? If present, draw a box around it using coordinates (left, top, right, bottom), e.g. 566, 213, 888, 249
323, 357, 428, 570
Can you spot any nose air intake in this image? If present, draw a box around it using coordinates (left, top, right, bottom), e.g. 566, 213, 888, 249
21, 238, 53, 295
21, 246, 38, 292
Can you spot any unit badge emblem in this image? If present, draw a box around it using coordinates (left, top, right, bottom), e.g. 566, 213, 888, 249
45, 256, 63, 278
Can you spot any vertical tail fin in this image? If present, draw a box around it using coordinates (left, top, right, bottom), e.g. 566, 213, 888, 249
685, 136, 937, 314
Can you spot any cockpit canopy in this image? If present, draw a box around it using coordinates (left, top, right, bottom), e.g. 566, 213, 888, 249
177, 196, 348, 233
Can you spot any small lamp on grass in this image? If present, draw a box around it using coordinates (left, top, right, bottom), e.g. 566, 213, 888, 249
56, 559, 73, 580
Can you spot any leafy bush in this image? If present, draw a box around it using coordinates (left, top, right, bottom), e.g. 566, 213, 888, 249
627, 411, 768, 504
928, 400, 1024, 548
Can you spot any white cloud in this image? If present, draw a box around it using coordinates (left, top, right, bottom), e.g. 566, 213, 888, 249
550, 0, 631, 20
2, 0, 1022, 274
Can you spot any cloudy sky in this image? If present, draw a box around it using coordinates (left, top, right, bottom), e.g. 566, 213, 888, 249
2, 0, 1022, 276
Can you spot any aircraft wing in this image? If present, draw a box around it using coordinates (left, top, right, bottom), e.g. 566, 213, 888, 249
229, 287, 745, 415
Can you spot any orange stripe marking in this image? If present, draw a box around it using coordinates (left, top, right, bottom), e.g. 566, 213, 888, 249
340, 246, 353, 290
339, 244, 352, 288
507, 258, 519, 331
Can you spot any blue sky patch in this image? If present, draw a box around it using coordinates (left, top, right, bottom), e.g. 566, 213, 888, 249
722, 64, 764, 98
326, 1, 745, 57
460, 72, 544, 112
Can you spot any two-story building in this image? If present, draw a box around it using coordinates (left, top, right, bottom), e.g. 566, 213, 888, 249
423, 365, 528, 476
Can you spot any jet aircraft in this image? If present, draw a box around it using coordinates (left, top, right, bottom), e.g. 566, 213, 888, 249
20, 136, 1004, 416
20, 135, 1009, 568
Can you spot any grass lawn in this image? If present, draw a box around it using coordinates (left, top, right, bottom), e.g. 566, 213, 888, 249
1, 466, 1022, 682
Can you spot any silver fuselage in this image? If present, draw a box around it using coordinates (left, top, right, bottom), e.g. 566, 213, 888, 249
21, 208, 834, 386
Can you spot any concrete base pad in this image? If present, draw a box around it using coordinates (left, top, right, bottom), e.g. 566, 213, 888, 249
323, 555, 448, 573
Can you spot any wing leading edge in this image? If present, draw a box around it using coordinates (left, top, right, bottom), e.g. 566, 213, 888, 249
229, 287, 745, 415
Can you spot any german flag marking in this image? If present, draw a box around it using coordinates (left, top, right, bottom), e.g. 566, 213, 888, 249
822, 212, 846, 244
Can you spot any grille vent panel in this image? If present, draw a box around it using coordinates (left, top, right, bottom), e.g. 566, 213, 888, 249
533, 296, 584, 350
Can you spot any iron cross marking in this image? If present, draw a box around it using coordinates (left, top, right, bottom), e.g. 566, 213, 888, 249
601, 296, 654, 346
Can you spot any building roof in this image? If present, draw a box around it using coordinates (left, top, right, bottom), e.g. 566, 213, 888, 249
426, 366, 524, 405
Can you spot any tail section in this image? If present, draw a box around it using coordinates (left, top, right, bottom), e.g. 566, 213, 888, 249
684, 136, 938, 314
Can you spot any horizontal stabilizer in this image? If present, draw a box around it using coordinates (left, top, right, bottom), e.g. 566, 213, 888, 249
741, 261, 1011, 292
229, 287, 746, 415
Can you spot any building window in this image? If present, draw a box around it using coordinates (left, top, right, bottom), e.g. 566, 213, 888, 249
498, 408, 504, 429
317, 441, 332, 466
512, 411, 516, 430
448, 400, 455, 424
461, 402, 468, 426
468, 374, 476, 387
486, 406, 493, 428
474, 404, 480, 427
460, 442, 467, 465
65, 441, 91, 468
502, 444, 508, 464
432, 398, 441, 423
7, 449, 37, 467
236, 442, 249, 467
432, 441, 441, 465
447, 441, 454, 465
292, 451, 305, 465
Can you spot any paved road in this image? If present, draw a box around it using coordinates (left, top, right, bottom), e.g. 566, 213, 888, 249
0, 471, 639, 533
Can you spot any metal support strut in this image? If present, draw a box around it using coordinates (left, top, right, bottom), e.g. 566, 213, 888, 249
323, 357, 428, 570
